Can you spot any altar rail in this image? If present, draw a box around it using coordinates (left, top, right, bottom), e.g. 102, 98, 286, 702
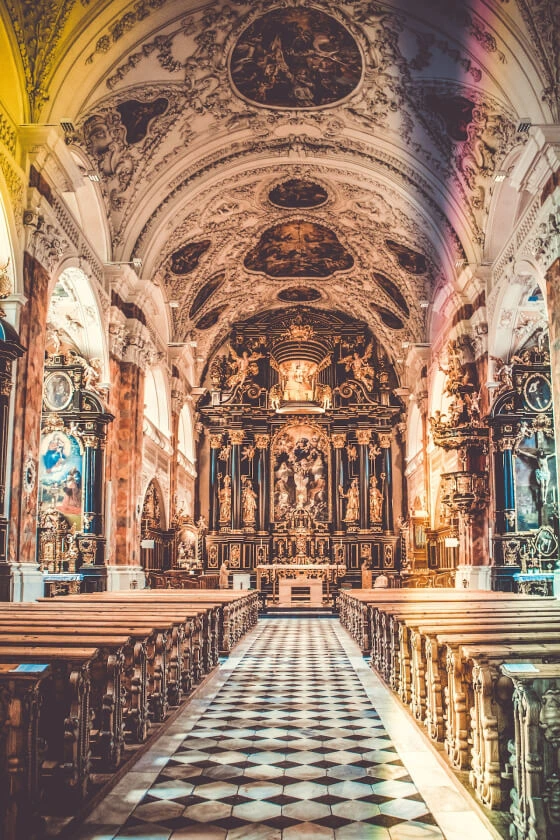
0, 590, 257, 840
338, 589, 560, 838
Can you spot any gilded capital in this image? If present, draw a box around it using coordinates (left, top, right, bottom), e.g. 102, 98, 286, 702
379, 433, 392, 449
209, 433, 223, 449
496, 437, 516, 452
255, 434, 270, 450
356, 429, 372, 446
331, 433, 346, 449
229, 430, 245, 445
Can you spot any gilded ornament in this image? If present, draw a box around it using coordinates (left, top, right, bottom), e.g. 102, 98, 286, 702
255, 434, 270, 450
229, 430, 245, 445
356, 429, 372, 445
209, 433, 223, 449
331, 433, 346, 449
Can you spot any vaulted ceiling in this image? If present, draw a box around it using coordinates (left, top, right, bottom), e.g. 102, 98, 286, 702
3, 0, 558, 366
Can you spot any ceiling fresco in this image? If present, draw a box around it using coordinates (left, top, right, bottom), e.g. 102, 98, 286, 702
170, 241, 212, 276
229, 8, 363, 108
244, 221, 354, 278
277, 287, 322, 303
269, 179, 329, 209
9, 0, 553, 370
189, 273, 227, 319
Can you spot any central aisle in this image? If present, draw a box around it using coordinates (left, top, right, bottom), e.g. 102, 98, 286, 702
79, 619, 498, 840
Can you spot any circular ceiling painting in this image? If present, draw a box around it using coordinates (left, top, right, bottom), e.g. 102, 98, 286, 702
269, 180, 328, 208
230, 9, 362, 108
277, 287, 322, 302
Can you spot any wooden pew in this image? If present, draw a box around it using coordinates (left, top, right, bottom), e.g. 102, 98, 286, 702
501, 662, 560, 840
0, 660, 52, 840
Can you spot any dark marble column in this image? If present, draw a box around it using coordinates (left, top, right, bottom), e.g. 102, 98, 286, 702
331, 433, 346, 532
255, 434, 270, 533
494, 436, 516, 533
230, 430, 244, 531
379, 432, 394, 533
209, 433, 222, 533
356, 429, 371, 530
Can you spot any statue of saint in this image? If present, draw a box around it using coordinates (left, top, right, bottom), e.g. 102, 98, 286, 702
369, 476, 383, 521
241, 477, 258, 525
218, 474, 232, 522
219, 560, 229, 589
339, 477, 359, 522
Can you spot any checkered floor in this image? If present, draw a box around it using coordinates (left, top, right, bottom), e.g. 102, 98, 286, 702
115, 619, 445, 839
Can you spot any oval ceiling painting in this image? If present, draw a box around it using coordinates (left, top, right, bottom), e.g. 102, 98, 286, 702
269, 179, 328, 209
385, 239, 428, 275
372, 272, 410, 317
370, 304, 405, 330
245, 221, 354, 278
277, 287, 322, 302
189, 273, 226, 319
195, 305, 229, 330
170, 240, 212, 276
230, 9, 362, 108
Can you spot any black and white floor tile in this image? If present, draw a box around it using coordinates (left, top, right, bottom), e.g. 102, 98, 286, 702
78, 619, 497, 840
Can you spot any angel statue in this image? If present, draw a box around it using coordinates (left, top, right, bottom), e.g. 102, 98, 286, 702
338, 342, 375, 391
226, 346, 264, 390
68, 351, 103, 392
491, 357, 513, 394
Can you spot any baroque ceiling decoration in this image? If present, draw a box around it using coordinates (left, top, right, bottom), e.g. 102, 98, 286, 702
229, 7, 363, 108
244, 220, 355, 278
6, 0, 553, 377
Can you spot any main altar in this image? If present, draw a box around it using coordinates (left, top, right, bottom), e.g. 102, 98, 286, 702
197, 308, 404, 594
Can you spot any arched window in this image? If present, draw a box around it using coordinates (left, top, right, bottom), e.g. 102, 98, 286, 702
177, 405, 195, 463
144, 367, 171, 437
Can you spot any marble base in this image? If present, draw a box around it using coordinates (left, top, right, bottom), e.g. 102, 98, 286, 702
455, 564, 492, 591
105, 565, 147, 591
0, 562, 44, 602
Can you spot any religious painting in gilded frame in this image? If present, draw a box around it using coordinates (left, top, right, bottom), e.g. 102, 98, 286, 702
43, 371, 74, 411
271, 422, 330, 523
38, 430, 83, 530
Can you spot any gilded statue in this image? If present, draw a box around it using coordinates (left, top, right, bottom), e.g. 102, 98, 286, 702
218, 474, 232, 522
241, 476, 258, 525
339, 477, 360, 522
226, 346, 264, 390
369, 476, 383, 521
338, 342, 375, 391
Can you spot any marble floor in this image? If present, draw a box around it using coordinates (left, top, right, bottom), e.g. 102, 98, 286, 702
76, 619, 500, 840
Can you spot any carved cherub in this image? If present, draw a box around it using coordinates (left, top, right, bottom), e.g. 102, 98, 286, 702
68, 351, 103, 392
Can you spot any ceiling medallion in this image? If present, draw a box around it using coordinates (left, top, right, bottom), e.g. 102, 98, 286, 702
370, 304, 405, 330
170, 240, 211, 276
269, 179, 328, 208
230, 8, 362, 109
195, 305, 229, 330
277, 287, 322, 302
245, 221, 354, 278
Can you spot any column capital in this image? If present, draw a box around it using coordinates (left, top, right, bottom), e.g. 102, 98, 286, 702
209, 433, 223, 449
255, 434, 270, 449
379, 432, 392, 449
229, 430, 245, 445
331, 433, 346, 449
356, 429, 372, 446
496, 437, 516, 452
